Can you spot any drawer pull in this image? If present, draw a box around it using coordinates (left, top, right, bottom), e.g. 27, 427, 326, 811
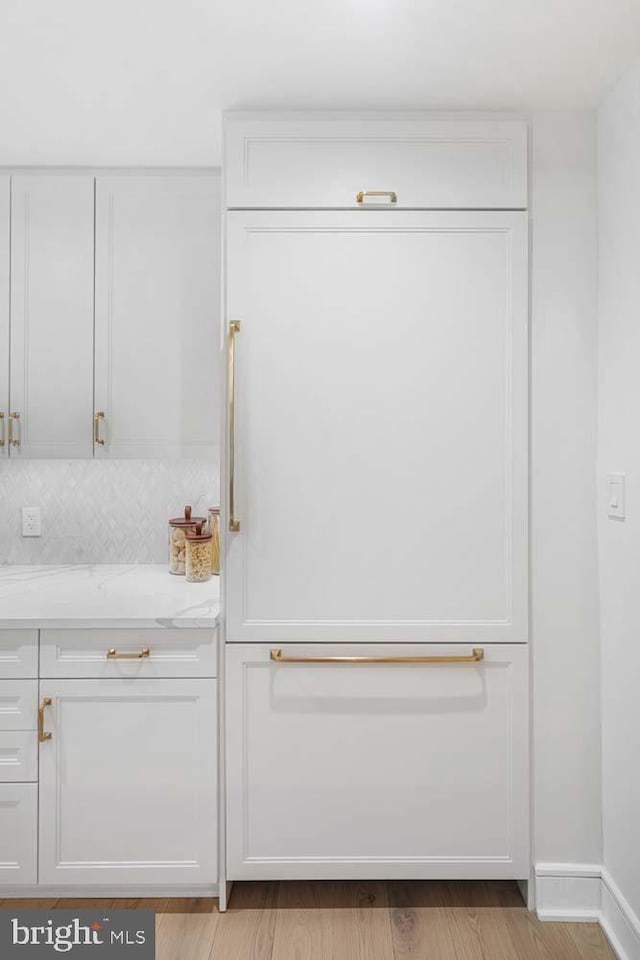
38, 697, 52, 743
270, 648, 484, 664
8, 412, 20, 447
106, 647, 150, 660
356, 190, 398, 205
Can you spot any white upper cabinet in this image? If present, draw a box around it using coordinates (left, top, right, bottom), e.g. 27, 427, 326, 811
0, 176, 8, 456
10, 175, 95, 458
94, 175, 220, 459
224, 114, 528, 210
226, 209, 528, 643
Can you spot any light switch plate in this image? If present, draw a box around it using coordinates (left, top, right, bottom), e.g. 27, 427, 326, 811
22, 506, 42, 537
607, 474, 625, 520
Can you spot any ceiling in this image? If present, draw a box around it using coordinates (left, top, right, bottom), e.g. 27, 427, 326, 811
1, 0, 640, 166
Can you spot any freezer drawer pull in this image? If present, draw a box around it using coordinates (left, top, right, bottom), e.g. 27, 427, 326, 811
270, 648, 484, 664
106, 647, 150, 660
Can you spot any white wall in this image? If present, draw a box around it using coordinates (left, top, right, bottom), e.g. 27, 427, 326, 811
598, 59, 640, 926
531, 112, 602, 867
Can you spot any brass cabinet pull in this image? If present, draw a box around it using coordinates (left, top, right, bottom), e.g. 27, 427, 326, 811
356, 190, 398, 205
0, 412, 4, 447
107, 647, 150, 660
228, 320, 241, 533
270, 648, 484, 664
38, 697, 52, 743
94, 411, 105, 446
8, 412, 20, 447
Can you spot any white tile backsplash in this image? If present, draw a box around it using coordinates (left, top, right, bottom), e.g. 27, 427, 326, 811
0, 459, 219, 565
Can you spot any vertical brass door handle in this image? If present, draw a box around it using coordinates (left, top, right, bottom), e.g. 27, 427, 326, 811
8, 412, 20, 447
228, 321, 241, 532
0, 412, 4, 447
38, 697, 52, 742
94, 411, 105, 446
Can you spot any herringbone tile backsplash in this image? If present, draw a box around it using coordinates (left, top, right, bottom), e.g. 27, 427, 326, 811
0, 459, 219, 565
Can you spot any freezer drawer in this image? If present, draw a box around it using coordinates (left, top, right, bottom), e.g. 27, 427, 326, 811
226, 643, 529, 880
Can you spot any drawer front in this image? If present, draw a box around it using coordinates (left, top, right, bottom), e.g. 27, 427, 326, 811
0, 783, 37, 884
0, 680, 37, 732
224, 116, 528, 210
0, 731, 38, 782
0, 630, 38, 679
40, 628, 217, 679
227, 643, 529, 880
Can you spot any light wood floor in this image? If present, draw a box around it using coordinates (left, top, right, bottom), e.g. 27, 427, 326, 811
0, 881, 616, 960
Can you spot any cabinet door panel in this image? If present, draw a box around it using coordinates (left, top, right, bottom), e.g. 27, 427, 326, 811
39, 679, 217, 885
0, 783, 37, 884
10, 175, 94, 458
226, 210, 528, 643
0, 680, 37, 732
94, 175, 220, 459
0, 175, 9, 457
0, 630, 38, 679
226, 643, 529, 880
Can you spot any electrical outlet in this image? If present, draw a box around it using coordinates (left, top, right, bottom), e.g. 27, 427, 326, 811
22, 506, 42, 537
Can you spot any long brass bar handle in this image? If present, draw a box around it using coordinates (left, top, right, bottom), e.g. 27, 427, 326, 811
38, 697, 52, 743
356, 190, 398, 205
8, 412, 20, 447
228, 321, 241, 533
0, 412, 4, 448
270, 648, 484, 664
94, 411, 105, 446
107, 648, 150, 660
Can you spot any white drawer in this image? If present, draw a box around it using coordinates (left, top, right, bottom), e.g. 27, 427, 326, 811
0, 630, 38, 679
0, 782, 37, 884
40, 628, 217, 679
0, 680, 37, 732
0, 731, 38, 782
224, 115, 528, 210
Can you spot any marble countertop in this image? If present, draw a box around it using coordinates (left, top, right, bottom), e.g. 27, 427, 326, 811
0, 565, 220, 629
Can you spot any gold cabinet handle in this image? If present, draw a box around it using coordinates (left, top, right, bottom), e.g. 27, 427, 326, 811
356, 190, 398, 205
94, 411, 105, 446
38, 697, 52, 743
107, 647, 150, 660
8, 412, 20, 447
270, 648, 484, 664
0, 412, 4, 447
228, 320, 241, 533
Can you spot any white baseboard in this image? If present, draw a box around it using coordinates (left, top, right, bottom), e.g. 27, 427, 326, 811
535, 864, 640, 960
600, 870, 640, 960
0, 884, 218, 899
535, 863, 602, 922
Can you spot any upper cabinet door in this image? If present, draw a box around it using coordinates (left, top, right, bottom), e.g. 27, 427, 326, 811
10, 176, 95, 458
0, 176, 9, 457
94, 175, 221, 459
226, 210, 528, 643
224, 115, 528, 210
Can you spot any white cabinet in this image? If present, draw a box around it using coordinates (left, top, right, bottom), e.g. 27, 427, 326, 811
224, 115, 528, 209
39, 678, 218, 885
226, 643, 529, 880
0, 175, 9, 455
9, 175, 95, 458
94, 175, 221, 459
226, 209, 528, 644
0, 784, 38, 884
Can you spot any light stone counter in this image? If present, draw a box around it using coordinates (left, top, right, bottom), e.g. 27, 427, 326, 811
0, 565, 220, 629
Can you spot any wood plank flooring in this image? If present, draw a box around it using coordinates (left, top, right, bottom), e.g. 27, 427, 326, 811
0, 881, 616, 960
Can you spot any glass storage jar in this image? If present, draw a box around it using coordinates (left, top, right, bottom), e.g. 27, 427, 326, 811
168, 505, 206, 576
208, 507, 220, 575
185, 522, 212, 583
